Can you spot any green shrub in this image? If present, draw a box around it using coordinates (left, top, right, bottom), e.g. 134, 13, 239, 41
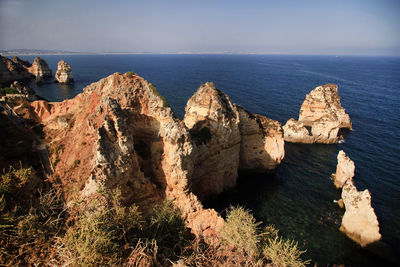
262, 236, 310, 267
0, 87, 19, 96
149, 84, 169, 107
221, 206, 261, 257
125, 71, 136, 77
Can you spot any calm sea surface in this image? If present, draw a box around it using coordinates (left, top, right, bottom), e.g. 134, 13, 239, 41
20, 54, 400, 266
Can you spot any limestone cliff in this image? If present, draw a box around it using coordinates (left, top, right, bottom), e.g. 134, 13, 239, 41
55, 60, 74, 83
0, 55, 34, 86
184, 82, 284, 200
340, 179, 381, 246
29, 73, 223, 243
333, 150, 355, 188
28, 57, 52, 82
283, 84, 351, 144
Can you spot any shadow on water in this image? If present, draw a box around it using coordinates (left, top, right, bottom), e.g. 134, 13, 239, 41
205, 142, 399, 266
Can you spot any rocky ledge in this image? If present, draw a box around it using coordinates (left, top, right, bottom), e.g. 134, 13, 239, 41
55, 60, 74, 83
0, 55, 34, 86
283, 84, 352, 144
24, 73, 283, 244
340, 179, 381, 247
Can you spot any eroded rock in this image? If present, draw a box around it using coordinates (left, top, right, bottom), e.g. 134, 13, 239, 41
28, 57, 52, 83
55, 60, 74, 84
340, 179, 381, 246
0, 55, 34, 86
333, 150, 355, 188
283, 84, 351, 144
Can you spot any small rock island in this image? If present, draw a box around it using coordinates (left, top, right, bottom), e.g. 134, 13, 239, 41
55, 60, 74, 84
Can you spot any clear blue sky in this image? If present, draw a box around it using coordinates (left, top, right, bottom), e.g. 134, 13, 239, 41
0, 0, 399, 55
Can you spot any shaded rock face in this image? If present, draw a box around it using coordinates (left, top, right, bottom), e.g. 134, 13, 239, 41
12, 56, 31, 68
283, 84, 351, 144
55, 60, 74, 83
340, 179, 381, 246
334, 150, 355, 188
184, 82, 284, 200
28, 57, 52, 82
29, 73, 223, 244
0, 55, 34, 86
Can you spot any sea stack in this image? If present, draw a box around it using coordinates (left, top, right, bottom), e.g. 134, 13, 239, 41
183, 82, 284, 200
340, 179, 381, 246
333, 150, 355, 188
28, 57, 52, 82
283, 84, 352, 144
55, 60, 74, 83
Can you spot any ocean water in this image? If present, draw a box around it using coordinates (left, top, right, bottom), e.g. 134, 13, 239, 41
20, 54, 400, 266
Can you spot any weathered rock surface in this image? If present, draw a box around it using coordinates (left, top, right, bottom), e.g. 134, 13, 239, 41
29, 73, 223, 244
333, 150, 355, 188
184, 82, 284, 200
0, 55, 34, 86
283, 84, 351, 144
12, 56, 32, 68
28, 57, 52, 82
340, 179, 381, 246
55, 60, 74, 83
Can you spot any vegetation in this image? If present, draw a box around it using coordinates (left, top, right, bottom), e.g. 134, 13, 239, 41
125, 71, 136, 77
0, 165, 310, 266
149, 83, 169, 107
0, 87, 19, 96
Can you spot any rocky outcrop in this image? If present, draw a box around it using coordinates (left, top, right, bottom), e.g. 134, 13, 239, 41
283, 84, 351, 144
28, 57, 52, 82
333, 150, 355, 188
184, 82, 284, 200
340, 179, 381, 246
12, 56, 31, 68
29, 73, 223, 244
55, 60, 74, 83
0, 55, 34, 86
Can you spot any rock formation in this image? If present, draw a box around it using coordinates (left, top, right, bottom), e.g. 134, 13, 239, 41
184, 82, 284, 200
12, 56, 31, 68
55, 60, 74, 83
28, 57, 52, 82
28, 73, 224, 243
340, 179, 381, 246
0, 55, 34, 86
283, 84, 352, 144
333, 150, 355, 188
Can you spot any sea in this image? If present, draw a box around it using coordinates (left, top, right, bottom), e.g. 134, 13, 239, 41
18, 54, 400, 266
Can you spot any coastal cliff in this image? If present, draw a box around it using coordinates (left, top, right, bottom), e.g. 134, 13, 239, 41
0, 55, 34, 86
283, 84, 352, 144
184, 82, 284, 200
28, 57, 52, 82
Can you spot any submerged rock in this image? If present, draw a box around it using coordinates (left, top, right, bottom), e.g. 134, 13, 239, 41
55, 60, 74, 83
333, 150, 355, 188
28, 57, 52, 82
184, 82, 284, 200
283, 84, 351, 144
340, 179, 381, 246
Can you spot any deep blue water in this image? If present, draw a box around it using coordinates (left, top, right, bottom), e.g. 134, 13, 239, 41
20, 54, 400, 266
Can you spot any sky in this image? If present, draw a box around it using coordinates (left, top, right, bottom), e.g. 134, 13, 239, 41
0, 0, 399, 55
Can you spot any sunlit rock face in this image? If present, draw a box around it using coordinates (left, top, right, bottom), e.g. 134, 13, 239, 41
340, 179, 381, 247
29, 73, 223, 244
55, 60, 74, 84
184, 82, 284, 200
283, 84, 352, 144
28, 57, 52, 83
333, 150, 355, 188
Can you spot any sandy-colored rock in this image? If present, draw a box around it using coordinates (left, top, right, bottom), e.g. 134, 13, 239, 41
334, 150, 355, 188
29, 73, 223, 244
0, 55, 34, 86
340, 179, 381, 246
55, 60, 74, 83
283, 84, 351, 144
282, 118, 314, 144
184, 82, 284, 200
28, 57, 52, 82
